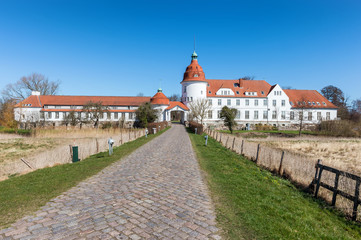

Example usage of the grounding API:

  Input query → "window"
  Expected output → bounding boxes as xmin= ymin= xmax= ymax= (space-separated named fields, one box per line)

xmin=208 ymin=110 xmax=213 ymax=119
xmin=261 ymin=91 xmax=264 ymax=95
xmin=129 ymin=113 xmax=134 ymax=120
xmin=236 ymin=99 xmax=240 ymax=106
xmin=281 ymin=111 xmax=285 ymax=119
xmin=201 ymin=90 xmax=203 ymax=95
xmin=290 ymin=111 xmax=294 ymax=120
xmin=209 ymin=91 xmax=211 ymax=94
xmin=107 ymin=112 xmax=111 ymax=119
xmin=190 ymin=97 xmax=193 ymax=101
xmin=208 ymin=99 xmax=212 ymax=105
xmin=282 ymin=100 xmax=285 ymax=106
xmin=40 ymin=112 xmax=45 ymax=119
xmin=290 ymin=101 xmax=293 ymax=106
xmin=218 ymin=99 xmax=222 ymax=106
xmin=114 ymin=113 xmax=118 ymax=119
xmin=254 ymin=99 xmax=258 ymax=106
xmin=308 ymin=112 xmax=312 ymax=121
xmin=245 ymin=111 xmax=250 ymax=119
xmin=246 ymin=99 xmax=249 ymax=106
xmin=187 ymin=97 xmax=189 ymax=101
xmin=121 ymin=113 xmax=125 ymax=119
xmin=236 ymin=91 xmax=239 ymax=94
xmin=227 ymin=99 xmax=231 ymax=106
xmin=217 ymin=110 xmax=221 ymax=118
xmin=312 ymin=102 xmax=316 ymax=105
xmin=55 ymin=112 xmax=59 ymax=119
xmin=184 ymin=87 xmax=186 ymax=93
xmin=254 ymin=111 xmax=258 ymax=119
xmin=299 ymin=112 xmax=303 ymax=120
xmin=194 ymin=74 xmax=198 ymax=77
xmin=263 ymin=111 xmax=268 ymax=119
xmin=323 ymin=102 xmax=326 ymax=106
xmin=236 ymin=110 xmax=241 ymax=119
xmin=273 ymin=100 xmax=276 ymax=106
xmin=317 ymin=112 xmax=321 ymax=120
xmin=263 ymin=99 xmax=268 ymax=106
xmin=48 ymin=112 xmax=52 ymax=119
xmin=272 ymin=111 xmax=276 ymax=119
xmin=326 ymin=112 xmax=330 ymax=120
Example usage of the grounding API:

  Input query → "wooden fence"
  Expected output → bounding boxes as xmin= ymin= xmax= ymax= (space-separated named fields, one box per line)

xmin=314 ymin=160 xmax=361 ymax=220
xmin=205 ymin=129 xmax=361 ymax=221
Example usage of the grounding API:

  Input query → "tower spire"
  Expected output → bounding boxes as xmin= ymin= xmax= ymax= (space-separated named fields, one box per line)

xmin=192 ymin=35 xmax=198 ymax=61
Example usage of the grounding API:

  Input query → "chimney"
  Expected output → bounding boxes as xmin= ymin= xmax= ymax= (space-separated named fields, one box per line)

xmin=32 ymin=91 xmax=40 ymax=96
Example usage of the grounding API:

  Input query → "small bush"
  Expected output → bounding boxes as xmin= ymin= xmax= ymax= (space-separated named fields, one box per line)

xmin=147 ymin=121 xmax=169 ymax=134
xmin=255 ymin=124 xmax=274 ymax=131
xmin=101 ymin=122 xmax=112 ymax=129
xmin=189 ymin=121 xmax=203 ymax=135
xmin=316 ymin=120 xmax=360 ymax=137
xmin=0 ymin=127 xmax=32 ymax=136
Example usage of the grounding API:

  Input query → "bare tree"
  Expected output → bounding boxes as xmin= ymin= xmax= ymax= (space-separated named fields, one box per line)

xmin=189 ymin=98 xmax=211 ymax=125
xmin=240 ymin=76 xmax=255 ymax=80
xmin=293 ymin=96 xmax=310 ymax=136
xmin=2 ymin=73 xmax=60 ymax=101
xmin=168 ymin=94 xmax=181 ymax=101
xmin=83 ymin=101 xmax=108 ymax=128
xmin=136 ymin=92 xmax=144 ymax=97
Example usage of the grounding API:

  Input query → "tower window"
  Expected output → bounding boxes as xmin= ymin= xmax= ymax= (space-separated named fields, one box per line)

xmin=194 ymin=74 xmax=198 ymax=77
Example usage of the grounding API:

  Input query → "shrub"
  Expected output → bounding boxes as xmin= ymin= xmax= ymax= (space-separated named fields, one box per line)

xmin=316 ymin=120 xmax=360 ymax=137
xmin=189 ymin=121 xmax=203 ymax=135
xmin=147 ymin=121 xmax=169 ymax=134
xmin=255 ymin=124 xmax=274 ymax=131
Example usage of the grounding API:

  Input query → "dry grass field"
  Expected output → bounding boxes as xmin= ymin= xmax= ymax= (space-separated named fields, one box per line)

xmin=0 ymin=127 xmax=126 ymax=165
xmin=248 ymin=136 xmax=361 ymax=176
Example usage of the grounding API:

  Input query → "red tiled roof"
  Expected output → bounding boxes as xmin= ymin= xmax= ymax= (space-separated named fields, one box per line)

xmin=40 ymin=109 xmax=136 ymax=113
xmin=182 ymin=59 xmax=207 ymax=83
xmin=206 ymin=79 xmax=272 ymax=98
xmin=284 ymin=90 xmax=338 ymax=109
xmin=166 ymin=101 xmax=189 ymax=111
xmin=150 ymin=92 xmax=170 ymax=105
xmin=15 ymin=95 xmax=42 ymax=108
xmin=16 ymin=95 xmax=151 ymax=108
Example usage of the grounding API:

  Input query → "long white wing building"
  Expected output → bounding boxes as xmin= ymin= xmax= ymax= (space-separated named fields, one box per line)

xmin=14 ymin=51 xmax=337 ymax=128
xmin=181 ymin=51 xmax=337 ymax=127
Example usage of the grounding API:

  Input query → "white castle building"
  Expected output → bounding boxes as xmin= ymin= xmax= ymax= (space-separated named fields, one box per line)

xmin=14 ymin=51 xmax=337 ymax=128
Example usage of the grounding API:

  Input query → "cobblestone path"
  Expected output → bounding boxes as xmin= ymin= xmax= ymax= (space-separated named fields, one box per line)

xmin=0 ymin=124 xmax=220 ymax=240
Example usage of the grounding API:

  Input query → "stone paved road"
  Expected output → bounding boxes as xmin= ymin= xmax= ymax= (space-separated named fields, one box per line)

xmin=0 ymin=124 xmax=221 ymax=240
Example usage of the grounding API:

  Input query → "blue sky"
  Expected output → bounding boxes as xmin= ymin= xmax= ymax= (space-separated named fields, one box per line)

xmin=0 ymin=0 xmax=360 ymax=101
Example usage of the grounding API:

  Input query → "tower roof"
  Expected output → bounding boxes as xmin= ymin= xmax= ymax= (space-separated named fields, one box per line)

xmin=150 ymin=89 xmax=170 ymax=105
xmin=181 ymin=51 xmax=206 ymax=83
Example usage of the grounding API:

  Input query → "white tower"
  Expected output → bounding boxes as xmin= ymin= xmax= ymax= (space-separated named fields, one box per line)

xmin=181 ymin=51 xmax=208 ymax=107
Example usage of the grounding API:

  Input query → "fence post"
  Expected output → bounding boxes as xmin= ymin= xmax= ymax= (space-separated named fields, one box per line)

xmin=241 ymin=140 xmax=244 ymax=155
xmin=315 ymin=164 xmax=324 ymax=198
xmin=216 ymin=132 xmax=218 ymax=141
xmin=219 ymin=134 xmax=222 ymax=143
xmin=225 ymin=137 xmax=229 ymax=148
xmin=331 ymin=172 xmax=340 ymax=206
xmin=232 ymin=137 xmax=236 ymax=151
xmin=255 ymin=144 xmax=260 ymax=163
xmin=352 ymin=180 xmax=360 ymax=221
xmin=278 ymin=151 xmax=285 ymax=175
xmin=96 ymin=138 xmax=99 ymax=153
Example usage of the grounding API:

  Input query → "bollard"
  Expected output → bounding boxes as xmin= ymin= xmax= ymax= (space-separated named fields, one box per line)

xmin=145 ymin=129 xmax=148 ymax=138
xmin=204 ymin=135 xmax=208 ymax=146
xmin=195 ymin=128 xmax=197 ymax=135
xmin=153 ymin=128 xmax=156 ymax=134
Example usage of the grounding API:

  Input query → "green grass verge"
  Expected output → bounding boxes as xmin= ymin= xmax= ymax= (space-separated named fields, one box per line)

xmin=219 ymin=129 xmax=316 ymax=135
xmin=0 ymin=126 xmax=32 ymax=136
xmin=189 ymin=132 xmax=361 ymax=239
xmin=0 ymin=127 xmax=169 ymax=228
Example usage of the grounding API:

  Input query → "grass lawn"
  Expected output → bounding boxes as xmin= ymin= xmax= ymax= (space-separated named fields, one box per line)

xmin=0 ymin=126 xmax=31 ymax=136
xmin=219 ymin=129 xmax=316 ymax=136
xmin=189 ymin=132 xmax=361 ymax=239
xmin=0 ymin=127 xmax=169 ymax=228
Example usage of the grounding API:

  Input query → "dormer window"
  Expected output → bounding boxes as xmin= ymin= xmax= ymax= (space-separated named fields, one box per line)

xmin=290 ymin=101 xmax=293 ymax=105
xmin=323 ymin=102 xmax=326 ymax=106
xmin=317 ymin=102 xmax=320 ymax=105
xmin=236 ymin=91 xmax=239 ymax=94
xmin=209 ymin=91 xmax=211 ymax=94
xmin=207 ymin=83 xmax=210 ymax=87
xmin=233 ymin=83 xmax=239 ymax=87
xmin=312 ymin=102 xmax=316 ymax=105
xmin=194 ymin=74 xmax=198 ymax=77
xmin=261 ymin=91 xmax=264 ymax=95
